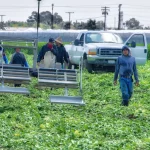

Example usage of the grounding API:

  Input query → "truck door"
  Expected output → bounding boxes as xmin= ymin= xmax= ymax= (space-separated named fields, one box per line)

xmin=67 ymin=43 xmax=77 ymax=64
xmin=73 ymin=33 xmax=85 ymax=64
xmin=124 ymin=33 xmax=147 ymax=65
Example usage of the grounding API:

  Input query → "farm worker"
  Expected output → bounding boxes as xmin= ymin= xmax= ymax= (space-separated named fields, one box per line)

xmin=54 ymin=37 xmax=69 ymax=69
xmin=37 ymin=38 xmax=57 ymax=68
xmin=10 ymin=47 xmax=29 ymax=67
xmin=0 ymin=45 xmax=9 ymax=64
xmin=113 ymin=45 xmax=139 ymax=106
xmin=10 ymin=47 xmax=29 ymax=87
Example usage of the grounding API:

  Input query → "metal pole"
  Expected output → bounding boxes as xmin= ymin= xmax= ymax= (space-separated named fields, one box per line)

xmin=118 ymin=4 xmax=122 ymax=30
xmin=101 ymin=7 xmax=109 ymax=31
xmin=51 ymin=3 xmax=54 ymax=29
xmin=65 ymin=12 xmax=74 ymax=29
xmin=104 ymin=7 xmax=106 ymax=30
xmin=35 ymin=0 xmax=41 ymax=69
xmin=37 ymin=0 xmax=41 ymax=39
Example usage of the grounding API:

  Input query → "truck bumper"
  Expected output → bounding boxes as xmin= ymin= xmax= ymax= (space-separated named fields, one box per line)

xmin=87 ymin=55 xmax=117 ymax=66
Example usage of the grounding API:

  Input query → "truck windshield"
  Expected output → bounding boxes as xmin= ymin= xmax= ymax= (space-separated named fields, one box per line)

xmin=85 ymin=33 xmax=123 ymax=44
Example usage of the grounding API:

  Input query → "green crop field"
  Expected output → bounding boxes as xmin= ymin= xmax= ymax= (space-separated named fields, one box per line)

xmin=0 ymin=43 xmax=150 ymax=149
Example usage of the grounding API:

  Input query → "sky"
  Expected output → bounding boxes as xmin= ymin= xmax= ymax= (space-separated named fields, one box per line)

xmin=0 ymin=0 xmax=150 ymax=28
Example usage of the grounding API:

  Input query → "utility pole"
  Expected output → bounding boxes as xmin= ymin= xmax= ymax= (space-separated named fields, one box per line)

xmin=37 ymin=0 xmax=41 ymax=39
xmin=51 ymin=3 xmax=54 ymax=29
xmin=101 ymin=7 xmax=109 ymax=30
xmin=0 ymin=15 xmax=5 ymax=30
xmin=65 ymin=12 xmax=74 ymax=29
xmin=118 ymin=4 xmax=122 ymax=30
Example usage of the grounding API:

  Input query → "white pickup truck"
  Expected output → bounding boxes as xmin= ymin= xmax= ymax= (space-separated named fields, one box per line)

xmin=65 ymin=31 xmax=147 ymax=73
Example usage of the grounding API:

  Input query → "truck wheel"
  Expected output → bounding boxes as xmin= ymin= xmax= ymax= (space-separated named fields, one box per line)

xmin=83 ymin=59 xmax=93 ymax=73
xmin=68 ymin=60 xmax=78 ymax=69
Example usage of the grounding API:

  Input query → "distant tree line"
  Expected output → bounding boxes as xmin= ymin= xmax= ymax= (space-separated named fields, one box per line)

xmin=3 ymin=11 xmax=150 ymax=30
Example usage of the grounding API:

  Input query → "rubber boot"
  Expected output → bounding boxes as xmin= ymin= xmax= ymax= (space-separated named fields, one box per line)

xmin=121 ymin=100 xmax=129 ymax=106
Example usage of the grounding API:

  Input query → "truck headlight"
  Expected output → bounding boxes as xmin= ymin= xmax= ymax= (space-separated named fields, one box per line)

xmin=88 ymin=49 xmax=96 ymax=55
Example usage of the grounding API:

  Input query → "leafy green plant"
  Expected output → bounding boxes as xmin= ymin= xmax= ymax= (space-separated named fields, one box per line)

xmin=0 ymin=44 xmax=150 ymax=150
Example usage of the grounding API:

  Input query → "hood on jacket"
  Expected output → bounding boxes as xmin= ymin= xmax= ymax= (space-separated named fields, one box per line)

xmin=122 ymin=45 xmax=131 ymax=56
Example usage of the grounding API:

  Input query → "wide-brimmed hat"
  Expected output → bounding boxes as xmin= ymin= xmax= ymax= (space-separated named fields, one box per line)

xmin=55 ymin=37 xmax=63 ymax=44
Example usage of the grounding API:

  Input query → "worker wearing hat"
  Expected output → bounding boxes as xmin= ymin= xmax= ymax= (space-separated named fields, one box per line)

xmin=54 ymin=37 xmax=69 ymax=68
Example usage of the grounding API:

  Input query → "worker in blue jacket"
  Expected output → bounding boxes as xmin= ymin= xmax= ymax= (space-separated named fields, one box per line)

xmin=114 ymin=45 xmax=139 ymax=106
xmin=10 ymin=47 xmax=29 ymax=67
xmin=9 ymin=47 xmax=29 ymax=87
xmin=0 ymin=45 xmax=8 ymax=64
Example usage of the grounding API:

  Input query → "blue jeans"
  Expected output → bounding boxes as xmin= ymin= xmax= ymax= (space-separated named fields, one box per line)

xmin=119 ymin=77 xmax=133 ymax=102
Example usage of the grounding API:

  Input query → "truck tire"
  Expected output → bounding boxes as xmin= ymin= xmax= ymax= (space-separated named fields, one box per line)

xmin=83 ymin=59 xmax=93 ymax=73
xmin=68 ymin=60 xmax=78 ymax=69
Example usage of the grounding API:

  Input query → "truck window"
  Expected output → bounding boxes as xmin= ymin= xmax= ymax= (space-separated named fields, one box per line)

xmin=85 ymin=33 xmax=103 ymax=43
xmin=77 ymin=33 xmax=82 ymax=39
xmin=80 ymin=34 xmax=84 ymax=46
xmin=114 ymin=34 xmax=123 ymax=43
xmin=85 ymin=33 xmax=123 ymax=44
xmin=102 ymin=33 xmax=119 ymax=43
xmin=127 ymin=34 xmax=145 ymax=46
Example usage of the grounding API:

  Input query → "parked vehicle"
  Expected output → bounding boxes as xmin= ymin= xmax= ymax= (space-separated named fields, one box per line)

xmin=65 ymin=31 xmax=147 ymax=73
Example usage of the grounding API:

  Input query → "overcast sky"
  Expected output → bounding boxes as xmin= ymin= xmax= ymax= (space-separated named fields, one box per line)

xmin=0 ymin=0 xmax=150 ymax=27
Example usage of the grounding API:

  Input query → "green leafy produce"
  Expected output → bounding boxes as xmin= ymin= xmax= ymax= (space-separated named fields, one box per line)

xmin=0 ymin=43 xmax=150 ymax=150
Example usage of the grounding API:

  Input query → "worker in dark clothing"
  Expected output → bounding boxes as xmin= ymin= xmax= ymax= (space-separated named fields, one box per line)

xmin=10 ymin=47 xmax=29 ymax=87
xmin=10 ymin=47 xmax=29 ymax=67
xmin=37 ymin=38 xmax=57 ymax=67
xmin=55 ymin=37 xmax=68 ymax=68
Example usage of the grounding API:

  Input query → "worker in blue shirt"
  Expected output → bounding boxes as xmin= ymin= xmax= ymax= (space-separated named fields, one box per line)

xmin=10 ymin=47 xmax=29 ymax=67
xmin=0 ymin=45 xmax=9 ymax=64
xmin=9 ymin=47 xmax=29 ymax=87
xmin=114 ymin=45 xmax=139 ymax=106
